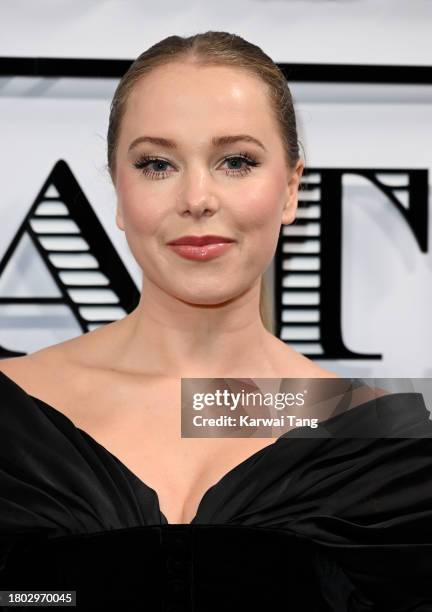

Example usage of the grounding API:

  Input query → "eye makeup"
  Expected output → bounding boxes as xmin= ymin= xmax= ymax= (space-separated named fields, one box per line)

xmin=132 ymin=151 xmax=261 ymax=180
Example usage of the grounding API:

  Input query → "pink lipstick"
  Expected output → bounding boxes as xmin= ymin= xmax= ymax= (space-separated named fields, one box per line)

xmin=167 ymin=235 xmax=236 ymax=261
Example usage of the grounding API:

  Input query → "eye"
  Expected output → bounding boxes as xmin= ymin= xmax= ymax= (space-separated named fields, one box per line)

xmin=133 ymin=156 xmax=174 ymax=180
xmin=133 ymin=151 xmax=260 ymax=180
xmin=222 ymin=153 xmax=260 ymax=177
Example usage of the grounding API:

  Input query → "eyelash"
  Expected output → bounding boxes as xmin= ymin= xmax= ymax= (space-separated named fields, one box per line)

xmin=133 ymin=151 xmax=260 ymax=180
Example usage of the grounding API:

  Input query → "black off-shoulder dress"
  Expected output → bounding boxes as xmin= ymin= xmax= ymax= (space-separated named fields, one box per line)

xmin=0 ymin=370 xmax=432 ymax=611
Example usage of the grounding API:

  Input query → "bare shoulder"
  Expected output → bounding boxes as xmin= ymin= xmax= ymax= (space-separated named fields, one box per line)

xmin=268 ymin=334 xmax=341 ymax=379
xmin=0 ymin=323 xmax=116 ymax=403
xmin=299 ymin=360 xmax=341 ymax=379
xmin=0 ymin=353 xmax=50 ymax=395
xmin=0 ymin=352 xmax=73 ymax=404
xmin=271 ymin=339 xmax=391 ymax=399
xmin=2 ymin=315 xmax=124 ymax=374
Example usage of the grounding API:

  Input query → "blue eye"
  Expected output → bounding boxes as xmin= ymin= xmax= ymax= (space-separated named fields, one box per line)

xmin=224 ymin=156 xmax=256 ymax=175
xmin=133 ymin=152 xmax=260 ymax=180
xmin=133 ymin=157 xmax=170 ymax=179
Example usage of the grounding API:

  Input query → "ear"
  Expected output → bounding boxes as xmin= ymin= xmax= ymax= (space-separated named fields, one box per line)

xmin=115 ymin=204 xmax=125 ymax=232
xmin=281 ymin=159 xmax=304 ymax=225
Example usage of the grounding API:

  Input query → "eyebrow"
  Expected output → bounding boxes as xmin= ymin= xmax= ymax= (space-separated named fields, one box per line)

xmin=128 ymin=134 xmax=267 ymax=152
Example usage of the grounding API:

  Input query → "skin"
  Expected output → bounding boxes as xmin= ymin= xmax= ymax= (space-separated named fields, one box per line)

xmin=0 ymin=60 xmax=340 ymax=524
xmin=0 ymin=52 xmax=396 ymax=525
xmin=107 ymin=60 xmax=315 ymax=378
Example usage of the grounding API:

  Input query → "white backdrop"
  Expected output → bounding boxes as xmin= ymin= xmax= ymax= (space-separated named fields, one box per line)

xmin=0 ymin=0 xmax=431 ymax=65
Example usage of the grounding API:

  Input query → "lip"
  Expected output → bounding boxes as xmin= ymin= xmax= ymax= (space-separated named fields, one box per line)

xmin=168 ymin=242 xmax=235 ymax=261
xmin=167 ymin=235 xmax=235 ymax=246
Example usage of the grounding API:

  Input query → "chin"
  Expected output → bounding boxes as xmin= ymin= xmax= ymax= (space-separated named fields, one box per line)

xmin=170 ymin=287 xmax=238 ymax=307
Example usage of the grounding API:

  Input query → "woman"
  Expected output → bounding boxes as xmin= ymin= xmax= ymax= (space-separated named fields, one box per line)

xmin=1 ymin=31 xmax=431 ymax=611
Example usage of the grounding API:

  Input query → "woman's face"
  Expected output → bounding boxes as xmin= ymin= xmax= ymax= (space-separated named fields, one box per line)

xmin=113 ymin=62 xmax=303 ymax=306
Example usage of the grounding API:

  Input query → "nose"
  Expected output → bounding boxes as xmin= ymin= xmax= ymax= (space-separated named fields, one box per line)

xmin=175 ymin=164 xmax=219 ymax=217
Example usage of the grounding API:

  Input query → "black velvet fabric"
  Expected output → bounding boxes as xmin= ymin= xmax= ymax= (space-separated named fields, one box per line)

xmin=1 ymin=370 xmax=432 ymax=611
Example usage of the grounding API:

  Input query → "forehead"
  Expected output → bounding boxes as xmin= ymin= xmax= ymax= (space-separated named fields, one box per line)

xmin=121 ymin=62 xmax=277 ymax=139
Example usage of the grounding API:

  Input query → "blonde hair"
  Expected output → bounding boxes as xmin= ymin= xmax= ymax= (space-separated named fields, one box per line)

xmin=107 ymin=31 xmax=301 ymax=335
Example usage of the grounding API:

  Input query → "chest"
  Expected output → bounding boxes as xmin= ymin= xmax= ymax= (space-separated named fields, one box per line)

xmin=50 ymin=377 xmax=278 ymax=524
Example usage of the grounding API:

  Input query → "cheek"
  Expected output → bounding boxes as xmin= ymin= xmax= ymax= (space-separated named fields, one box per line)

xmin=116 ymin=170 xmax=135 ymax=200
xmin=236 ymin=175 xmax=285 ymax=234
xmin=116 ymin=172 xmax=162 ymax=233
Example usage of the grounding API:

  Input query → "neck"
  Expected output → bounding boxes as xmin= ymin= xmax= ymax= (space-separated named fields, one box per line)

xmin=109 ymin=280 xmax=278 ymax=378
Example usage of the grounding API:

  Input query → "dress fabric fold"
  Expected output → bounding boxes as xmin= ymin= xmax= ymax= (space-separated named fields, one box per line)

xmin=1 ymin=370 xmax=432 ymax=611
